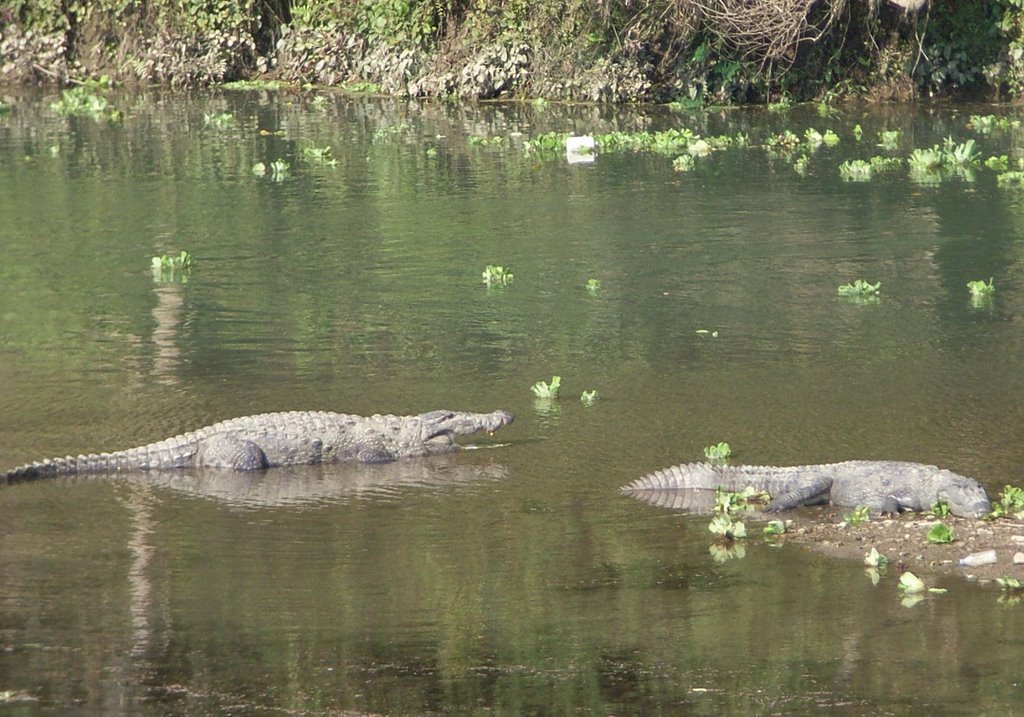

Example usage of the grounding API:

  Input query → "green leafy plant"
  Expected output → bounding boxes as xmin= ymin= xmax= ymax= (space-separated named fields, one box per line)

xmin=926 ymin=523 xmax=955 ymax=544
xmin=908 ymin=146 xmax=944 ymax=173
xmin=877 ymin=130 xmax=901 ymax=150
xmin=763 ymin=520 xmax=786 ymax=537
xmin=50 ymin=87 xmax=120 ymax=121
xmin=580 ymin=390 xmax=598 ymax=405
xmin=967 ymin=278 xmax=995 ymax=297
xmin=942 ymin=137 xmax=980 ymax=167
xmin=989 ymin=484 xmax=1024 ymax=519
xmin=864 ymin=547 xmax=889 ymax=568
xmin=985 ymin=155 xmax=1010 ymax=171
xmin=852 ymin=124 xmax=863 ymax=141
xmin=996 ymin=576 xmax=1024 ymax=590
xmin=344 ymin=81 xmax=382 ymax=93
xmin=709 ymin=513 xmax=747 ymax=539
xmin=672 ymin=154 xmax=695 ymax=172
xmin=804 ymin=128 xmax=823 ymax=146
xmin=822 ymin=130 xmax=840 ymax=146
xmin=525 ymin=131 xmax=570 ymax=154
xmin=704 ymin=442 xmax=732 ymax=461
xmin=793 ymin=154 xmax=810 ymax=175
xmin=482 ymin=265 xmax=514 ymax=287
xmin=586 ymin=279 xmax=601 ymax=292
xmin=837 ymin=279 xmax=881 ymax=297
xmin=930 ymin=500 xmax=951 ymax=518
xmin=898 ymin=571 xmax=926 ymax=594
xmin=844 ymin=505 xmax=870 ymax=525
xmin=838 ymin=159 xmax=872 ymax=181
xmin=869 ymin=156 xmax=903 ymax=172
xmin=997 ymin=171 xmax=1024 ymax=188
xmin=151 ymin=251 xmax=195 ymax=282
xmin=531 ymin=376 xmax=561 ymax=399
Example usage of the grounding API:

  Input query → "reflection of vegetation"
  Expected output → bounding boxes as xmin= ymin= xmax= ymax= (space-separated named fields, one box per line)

xmin=50 ymin=87 xmax=121 ymax=121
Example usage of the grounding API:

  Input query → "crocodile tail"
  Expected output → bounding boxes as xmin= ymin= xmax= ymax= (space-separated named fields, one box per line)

xmin=622 ymin=463 xmax=718 ymax=492
xmin=2 ymin=450 xmax=140 ymax=484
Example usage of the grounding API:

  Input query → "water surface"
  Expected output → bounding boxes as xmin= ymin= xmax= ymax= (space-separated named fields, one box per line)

xmin=2 ymin=91 xmax=1024 ymax=714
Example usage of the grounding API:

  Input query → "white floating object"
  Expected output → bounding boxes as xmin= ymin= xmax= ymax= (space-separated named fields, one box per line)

xmin=565 ymin=135 xmax=596 ymax=164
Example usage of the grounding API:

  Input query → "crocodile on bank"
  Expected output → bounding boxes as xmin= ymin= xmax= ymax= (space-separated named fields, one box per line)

xmin=622 ymin=460 xmax=992 ymax=518
xmin=2 ymin=409 xmax=514 ymax=483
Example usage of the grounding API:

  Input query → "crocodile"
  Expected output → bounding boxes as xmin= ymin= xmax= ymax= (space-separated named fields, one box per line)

xmin=2 ymin=409 xmax=514 ymax=483
xmin=622 ymin=460 xmax=992 ymax=518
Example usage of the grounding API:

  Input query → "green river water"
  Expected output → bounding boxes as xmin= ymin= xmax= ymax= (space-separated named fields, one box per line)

xmin=2 ymin=90 xmax=1024 ymax=715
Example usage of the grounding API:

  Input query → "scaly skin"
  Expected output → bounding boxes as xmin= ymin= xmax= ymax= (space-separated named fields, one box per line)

xmin=623 ymin=460 xmax=992 ymax=518
xmin=2 ymin=409 xmax=514 ymax=483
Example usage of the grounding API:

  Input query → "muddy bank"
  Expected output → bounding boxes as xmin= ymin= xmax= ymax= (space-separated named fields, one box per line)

xmin=774 ymin=508 xmax=1024 ymax=585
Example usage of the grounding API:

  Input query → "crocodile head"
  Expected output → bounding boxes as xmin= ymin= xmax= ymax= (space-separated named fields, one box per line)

xmin=413 ymin=409 xmax=514 ymax=455
xmin=937 ymin=476 xmax=992 ymax=518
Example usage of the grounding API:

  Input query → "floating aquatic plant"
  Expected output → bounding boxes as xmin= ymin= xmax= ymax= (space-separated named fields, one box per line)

xmin=151 ymin=251 xmax=195 ymax=283
xmin=838 ymin=159 xmax=872 ymax=181
xmin=531 ymin=375 xmax=561 ymax=399
xmin=926 ymin=523 xmax=955 ymax=544
xmin=837 ymin=279 xmax=880 ymax=297
xmin=580 ymin=390 xmax=598 ymax=405
xmin=967 ymin=278 xmax=995 ymax=297
xmin=482 ymin=265 xmax=514 ymax=287
xmin=703 ymin=442 xmax=732 ymax=462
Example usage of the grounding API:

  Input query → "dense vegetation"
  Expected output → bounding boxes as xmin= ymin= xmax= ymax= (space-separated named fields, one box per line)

xmin=1 ymin=1 xmax=1023 ymax=103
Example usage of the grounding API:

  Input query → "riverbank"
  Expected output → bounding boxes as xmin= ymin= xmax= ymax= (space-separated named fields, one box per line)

xmin=1 ymin=1 xmax=1022 ymax=104
xmin=776 ymin=508 xmax=1024 ymax=585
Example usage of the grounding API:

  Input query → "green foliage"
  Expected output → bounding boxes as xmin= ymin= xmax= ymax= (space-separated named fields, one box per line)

xmin=997 ymin=170 xmax=1024 ymax=188
xmin=926 ymin=523 xmax=955 ymax=544
xmin=580 ymin=390 xmax=598 ymax=405
xmin=838 ymin=159 xmax=872 ymax=182
xmin=837 ymin=279 xmax=880 ymax=297
xmin=525 ymin=131 xmax=570 ymax=154
xmin=996 ymin=576 xmax=1024 ymax=590
xmin=482 ymin=264 xmax=513 ymax=287
xmin=986 ymin=155 xmax=1010 ymax=170
xmin=151 ymin=251 xmax=195 ymax=282
xmin=531 ymin=375 xmax=560 ymax=399
xmin=908 ymin=146 xmax=944 ymax=173
xmin=844 ymin=505 xmax=870 ymax=526
xmin=763 ymin=520 xmax=786 ymax=537
xmin=345 ymin=81 xmax=382 ymax=93
xmin=930 ymin=500 xmax=951 ymax=518
xmin=864 ymin=547 xmax=888 ymax=569
xmin=703 ymin=442 xmax=732 ymax=462
xmin=877 ymin=130 xmax=901 ymax=150
xmin=898 ymin=571 xmax=926 ymax=594
xmin=967 ymin=278 xmax=995 ymax=297
xmin=990 ymin=484 xmax=1024 ymax=519
xmin=585 ymin=279 xmax=601 ymax=292
xmin=50 ymin=87 xmax=121 ymax=121
xmin=672 ymin=154 xmax=695 ymax=172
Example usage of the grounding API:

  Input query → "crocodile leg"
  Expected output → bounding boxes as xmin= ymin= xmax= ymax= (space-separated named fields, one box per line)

xmin=195 ymin=437 xmax=270 ymax=470
xmin=763 ymin=478 xmax=833 ymax=512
